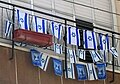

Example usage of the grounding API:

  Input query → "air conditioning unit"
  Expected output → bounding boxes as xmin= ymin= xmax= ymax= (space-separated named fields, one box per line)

xmin=13 ymin=29 xmax=53 ymax=47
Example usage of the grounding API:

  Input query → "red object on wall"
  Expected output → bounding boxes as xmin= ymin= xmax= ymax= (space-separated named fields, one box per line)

xmin=13 ymin=29 xmax=53 ymax=47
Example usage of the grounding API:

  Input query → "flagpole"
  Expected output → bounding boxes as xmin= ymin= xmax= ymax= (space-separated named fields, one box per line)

xmin=60 ymin=76 xmax=64 ymax=84
xmin=103 ymin=79 xmax=106 ymax=84
xmin=38 ymin=68 xmax=42 ymax=84
xmin=58 ymin=48 xmax=63 ymax=84
xmin=14 ymin=52 xmax=18 ymax=84
xmin=84 ymin=80 xmax=86 ymax=84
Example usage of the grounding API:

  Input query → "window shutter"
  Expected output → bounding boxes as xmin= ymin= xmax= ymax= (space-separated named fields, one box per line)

xmin=93 ymin=0 xmax=113 ymax=28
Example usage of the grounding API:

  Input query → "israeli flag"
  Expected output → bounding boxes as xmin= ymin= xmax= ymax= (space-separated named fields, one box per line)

xmin=38 ymin=53 xmax=50 ymax=71
xmin=100 ymin=50 xmax=107 ymax=63
xmin=90 ymin=51 xmax=102 ymax=63
xmin=96 ymin=63 xmax=106 ymax=80
xmin=99 ymin=34 xmax=109 ymax=51
xmin=76 ymin=64 xmax=87 ymax=80
xmin=54 ymin=43 xmax=62 ymax=54
xmin=65 ymin=62 xmax=75 ymax=79
xmin=5 ymin=20 xmax=12 ymax=37
xmin=67 ymin=49 xmax=77 ymax=63
xmin=30 ymin=49 xmax=41 ymax=67
xmin=51 ymin=21 xmax=62 ymax=40
xmin=33 ymin=16 xmax=47 ymax=34
xmin=17 ymin=9 xmax=29 ymax=30
xmin=86 ymin=63 xmax=98 ymax=80
xmin=77 ymin=49 xmax=86 ymax=60
xmin=53 ymin=58 xmax=63 ymax=76
xmin=109 ymin=47 xmax=118 ymax=58
xmin=83 ymin=30 xmax=97 ymax=49
xmin=67 ymin=26 xmax=80 ymax=46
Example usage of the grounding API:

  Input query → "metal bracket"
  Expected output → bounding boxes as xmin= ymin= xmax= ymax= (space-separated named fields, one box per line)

xmin=110 ymin=34 xmax=115 ymax=83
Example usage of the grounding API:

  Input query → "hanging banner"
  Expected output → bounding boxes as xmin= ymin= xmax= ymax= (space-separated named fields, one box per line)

xmin=54 ymin=43 xmax=63 ymax=54
xmin=38 ymin=53 xmax=50 ymax=71
xmin=67 ymin=26 xmax=80 ymax=46
xmin=53 ymin=58 xmax=63 ymax=76
xmin=83 ymin=30 xmax=97 ymax=49
xmin=33 ymin=16 xmax=47 ymax=34
xmin=90 ymin=51 xmax=102 ymax=63
xmin=5 ymin=20 xmax=12 ymax=37
xmin=51 ymin=21 xmax=63 ymax=40
xmin=109 ymin=47 xmax=118 ymax=58
xmin=76 ymin=64 xmax=87 ymax=80
xmin=99 ymin=33 xmax=109 ymax=51
xmin=67 ymin=49 xmax=77 ymax=63
xmin=77 ymin=49 xmax=86 ymax=60
xmin=30 ymin=49 xmax=42 ymax=67
xmin=86 ymin=63 xmax=98 ymax=80
xmin=65 ymin=62 xmax=75 ymax=79
xmin=17 ymin=9 xmax=29 ymax=30
xmin=96 ymin=63 xmax=106 ymax=80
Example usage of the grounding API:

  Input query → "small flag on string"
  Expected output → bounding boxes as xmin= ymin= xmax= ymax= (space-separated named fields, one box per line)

xmin=5 ymin=20 xmax=12 ymax=37
xmin=54 ymin=43 xmax=62 ymax=54
xmin=99 ymin=33 xmax=109 ymax=51
xmin=90 ymin=51 xmax=102 ymax=63
xmin=67 ymin=26 xmax=80 ymax=46
xmin=17 ymin=9 xmax=29 ymax=30
xmin=76 ymin=64 xmax=87 ymax=80
xmin=109 ymin=47 xmax=118 ymax=58
xmin=30 ymin=49 xmax=42 ymax=67
xmin=67 ymin=49 xmax=77 ymax=63
xmin=96 ymin=63 xmax=106 ymax=80
xmin=33 ymin=16 xmax=47 ymax=34
xmin=83 ymin=30 xmax=97 ymax=49
xmin=86 ymin=63 xmax=98 ymax=80
xmin=65 ymin=62 xmax=75 ymax=79
xmin=100 ymin=50 xmax=107 ymax=63
xmin=51 ymin=21 xmax=63 ymax=40
xmin=38 ymin=53 xmax=50 ymax=71
xmin=53 ymin=58 xmax=63 ymax=76
xmin=77 ymin=49 xmax=86 ymax=60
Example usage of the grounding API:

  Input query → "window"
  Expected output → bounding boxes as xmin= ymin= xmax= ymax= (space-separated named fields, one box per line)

xmin=76 ymin=19 xmax=93 ymax=63
xmin=74 ymin=0 xmax=113 ymax=28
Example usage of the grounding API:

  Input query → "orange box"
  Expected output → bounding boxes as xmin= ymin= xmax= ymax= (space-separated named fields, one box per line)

xmin=13 ymin=29 xmax=53 ymax=47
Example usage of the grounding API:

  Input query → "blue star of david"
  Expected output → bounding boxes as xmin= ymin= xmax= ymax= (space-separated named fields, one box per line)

xmin=98 ymin=68 xmax=104 ymax=75
xmin=79 ymin=70 xmax=84 ymax=76
xmin=89 ymin=70 xmax=92 ymax=74
xmin=34 ymin=55 xmax=39 ymax=61
xmin=113 ymin=48 xmax=117 ymax=52
xmin=20 ymin=18 xmax=24 ymax=23
xmin=55 ymin=64 xmax=60 ymax=71
xmin=88 ymin=36 xmax=92 ymax=41
xmin=56 ymin=45 xmax=59 ymax=49
xmin=72 ymin=32 xmax=76 ymax=37
xmin=55 ymin=25 xmax=58 ymax=30
xmin=41 ymin=59 xmax=45 ymax=63
xmin=70 ymin=54 xmax=73 ymax=58
xmin=103 ymin=40 xmax=106 ymax=44
xmin=68 ymin=68 xmax=71 ymax=71
xmin=93 ymin=54 xmax=96 ymax=58
xmin=38 ymin=25 xmax=42 ymax=30
xmin=80 ymin=51 xmax=83 ymax=54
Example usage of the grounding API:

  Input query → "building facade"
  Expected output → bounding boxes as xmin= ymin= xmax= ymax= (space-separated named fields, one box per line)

xmin=0 ymin=0 xmax=120 ymax=84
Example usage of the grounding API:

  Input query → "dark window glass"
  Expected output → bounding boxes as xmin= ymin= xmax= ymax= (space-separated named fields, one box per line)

xmin=76 ymin=19 xmax=93 ymax=63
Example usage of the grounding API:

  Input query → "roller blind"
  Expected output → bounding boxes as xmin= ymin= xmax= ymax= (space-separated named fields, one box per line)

xmin=74 ymin=0 xmax=93 ymax=22
xmin=54 ymin=0 xmax=73 ymax=15
xmin=34 ymin=0 xmax=52 ymax=10
xmin=93 ymin=0 xmax=113 ymax=28
xmin=74 ymin=0 xmax=113 ymax=28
